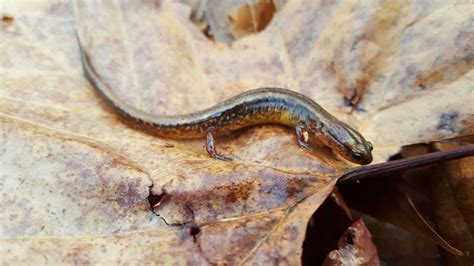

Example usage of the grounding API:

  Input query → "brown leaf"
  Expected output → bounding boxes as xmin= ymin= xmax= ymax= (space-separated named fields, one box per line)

xmin=430 ymin=140 xmax=474 ymax=265
xmin=228 ymin=1 xmax=276 ymax=39
xmin=1 ymin=0 xmax=473 ymax=264
xmin=303 ymin=189 xmax=355 ymax=265
xmin=361 ymin=216 xmax=440 ymax=265
xmin=339 ymin=163 xmax=467 ymax=256
xmin=323 ymin=219 xmax=380 ymax=266
xmin=339 ymin=142 xmax=474 ymax=263
xmin=303 ymin=189 xmax=380 ymax=265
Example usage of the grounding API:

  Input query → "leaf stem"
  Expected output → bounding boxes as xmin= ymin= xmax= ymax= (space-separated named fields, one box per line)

xmin=338 ymin=144 xmax=474 ymax=184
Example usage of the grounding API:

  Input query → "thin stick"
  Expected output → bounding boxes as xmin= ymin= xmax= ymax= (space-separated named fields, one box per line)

xmin=338 ymin=145 xmax=474 ymax=185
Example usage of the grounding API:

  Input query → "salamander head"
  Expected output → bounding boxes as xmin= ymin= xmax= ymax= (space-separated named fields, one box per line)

xmin=306 ymin=120 xmax=373 ymax=165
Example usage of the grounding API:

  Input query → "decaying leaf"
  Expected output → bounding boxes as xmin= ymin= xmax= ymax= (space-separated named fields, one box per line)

xmin=323 ymin=219 xmax=379 ymax=266
xmin=339 ymin=174 xmax=466 ymax=256
xmin=340 ymin=141 xmax=474 ymax=264
xmin=1 ymin=0 xmax=472 ymax=264
xmin=360 ymin=216 xmax=440 ymax=265
xmin=302 ymin=189 xmax=355 ymax=264
xmin=430 ymin=140 xmax=474 ymax=265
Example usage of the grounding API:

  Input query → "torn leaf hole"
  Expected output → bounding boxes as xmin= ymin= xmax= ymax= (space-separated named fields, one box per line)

xmin=147 ymin=185 xmax=167 ymax=210
xmin=189 ymin=225 xmax=201 ymax=237
xmin=344 ymin=229 xmax=355 ymax=245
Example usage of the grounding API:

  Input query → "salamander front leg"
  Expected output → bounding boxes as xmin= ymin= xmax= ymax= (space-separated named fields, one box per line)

xmin=206 ymin=128 xmax=232 ymax=161
xmin=295 ymin=125 xmax=311 ymax=150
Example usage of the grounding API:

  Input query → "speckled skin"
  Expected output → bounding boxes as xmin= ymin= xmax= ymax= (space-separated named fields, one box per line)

xmin=79 ymin=40 xmax=373 ymax=164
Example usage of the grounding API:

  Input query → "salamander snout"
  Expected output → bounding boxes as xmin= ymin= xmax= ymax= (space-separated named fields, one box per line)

xmin=349 ymin=142 xmax=373 ymax=165
xmin=318 ymin=122 xmax=374 ymax=165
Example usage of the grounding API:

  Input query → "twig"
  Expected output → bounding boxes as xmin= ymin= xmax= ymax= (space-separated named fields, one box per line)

xmin=338 ymin=145 xmax=474 ymax=184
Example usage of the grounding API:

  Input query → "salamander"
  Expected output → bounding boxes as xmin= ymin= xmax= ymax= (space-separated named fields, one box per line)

xmin=78 ymin=39 xmax=373 ymax=164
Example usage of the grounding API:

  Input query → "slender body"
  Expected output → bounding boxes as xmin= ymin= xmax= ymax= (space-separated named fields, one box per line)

xmin=79 ymin=40 xmax=373 ymax=164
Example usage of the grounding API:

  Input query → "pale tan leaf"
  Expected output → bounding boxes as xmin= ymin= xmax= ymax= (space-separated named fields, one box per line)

xmin=1 ymin=0 xmax=472 ymax=264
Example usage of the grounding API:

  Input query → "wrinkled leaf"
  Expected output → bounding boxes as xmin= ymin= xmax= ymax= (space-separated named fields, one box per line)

xmin=430 ymin=140 xmax=474 ymax=265
xmin=1 ymin=0 xmax=473 ymax=264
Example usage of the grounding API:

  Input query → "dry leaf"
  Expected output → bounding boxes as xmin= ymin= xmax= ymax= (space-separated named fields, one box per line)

xmin=302 ymin=189 xmax=355 ymax=264
xmin=361 ymin=216 xmax=440 ymax=265
xmin=339 ymin=174 xmax=466 ymax=256
xmin=1 ymin=0 xmax=473 ymax=264
xmin=430 ymin=140 xmax=474 ymax=265
xmin=340 ymin=141 xmax=473 ymax=264
xmin=323 ymin=219 xmax=379 ymax=266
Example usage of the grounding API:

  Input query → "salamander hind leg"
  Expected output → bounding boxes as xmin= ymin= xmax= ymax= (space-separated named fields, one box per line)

xmin=295 ymin=125 xmax=311 ymax=150
xmin=206 ymin=127 xmax=232 ymax=161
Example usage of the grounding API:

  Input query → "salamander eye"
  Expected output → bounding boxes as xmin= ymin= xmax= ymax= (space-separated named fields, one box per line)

xmin=367 ymin=142 xmax=373 ymax=151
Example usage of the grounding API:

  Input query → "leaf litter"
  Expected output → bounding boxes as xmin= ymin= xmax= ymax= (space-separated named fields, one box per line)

xmin=1 ymin=0 xmax=473 ymax=264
